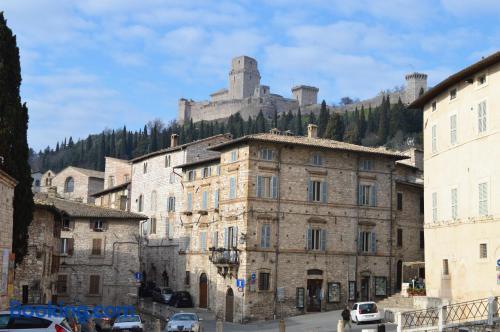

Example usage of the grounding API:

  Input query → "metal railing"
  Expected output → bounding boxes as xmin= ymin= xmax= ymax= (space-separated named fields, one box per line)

xmin=402 ymin=307 xmax=439 ymax=329
xmin=209 ymin=247 xmax=239 ymax=265
xmin=444 ymin=298 xmax=489 ymax=326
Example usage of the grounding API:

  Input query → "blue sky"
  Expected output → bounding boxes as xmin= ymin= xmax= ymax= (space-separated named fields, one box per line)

xmin=3 ymin=0 xmax=499 ymax=151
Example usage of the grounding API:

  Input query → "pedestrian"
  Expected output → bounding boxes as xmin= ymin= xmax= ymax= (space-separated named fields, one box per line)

xmin=342 ymin=305 xmax=352 ymax=329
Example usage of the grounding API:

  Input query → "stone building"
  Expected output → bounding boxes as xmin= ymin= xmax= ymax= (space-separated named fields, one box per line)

xmin=14 ymin=195 xmax=61 ymax=304
xmin=50 ymin=166 xmax=104 ymax=204
xmin=129 ymin=134 xmax=232 ymax=292
xmin=32 ymin=170 xmax=42 ymax=193
xmin=32 ymin=193 xmax=146 ymax=306
xmin=178 ymin=55 xmax=427 ymax=124
xmin=0 ymin=169 xmax=17 ymax=310
xmin=409 ymin=51 xmax=500 ymax=303
xmin=93 ymin=157 xmax=132 ymax=210
xmin=178 ymin=127 xmax=424 ymax=321
xmin=40 ymin=170 xmax=56 ymax=192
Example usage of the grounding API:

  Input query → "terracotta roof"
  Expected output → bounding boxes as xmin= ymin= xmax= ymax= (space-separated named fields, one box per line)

xmin=34 ymin=193 xmax=146 ymax=220
xmin=91 ymin=181 xmax=130 ymax=197
xmin=68 ymin=166 xmax=105 ymax=179
xmin=209 ymin=133 xmax=408 ymax=160
xmin=130 ymin=134 xmax=232 ymax=163
xmin=408 ymin=51 xmax=500 ymax=109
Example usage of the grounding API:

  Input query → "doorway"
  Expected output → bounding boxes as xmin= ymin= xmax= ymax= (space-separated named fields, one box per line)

xmin=396 ymin=260 xmax=403 ymax=291
xmin=22 ymin=285 xmax=29 ymax=304
xmin=225 ymin=288 xmax=234 ymax=322
xmin=361 ymin=277 xmax=370 ymax=301
xmin=307 ymin=279 xmax=322 ymax=312
xmin=199 ymin=273 xmax=208 ymax=308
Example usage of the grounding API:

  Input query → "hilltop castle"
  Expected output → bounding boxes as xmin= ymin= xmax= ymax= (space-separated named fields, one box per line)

xmin=177 ymin=55 xmax=428 ymax=124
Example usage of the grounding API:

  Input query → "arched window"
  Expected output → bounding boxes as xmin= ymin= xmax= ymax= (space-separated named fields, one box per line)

xmin=35 ymin=180 xmax=40 ymax=187
xmin=64 ymin=177 xmax=74 ymax=193
xmin=138 ymin=194 xmax=144 ymax=212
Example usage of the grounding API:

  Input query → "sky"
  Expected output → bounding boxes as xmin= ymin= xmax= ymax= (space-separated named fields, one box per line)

xmin=2 ymin=0 xmax=499 ymax=151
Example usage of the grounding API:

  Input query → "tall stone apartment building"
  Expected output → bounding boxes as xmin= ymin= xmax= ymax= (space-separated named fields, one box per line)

xmin=50 ymin=166 xmax=104 ymax=204
xmin=0 ymin=169 xmax=17 ymax=310
xmin=93 ymin=157 xmax=132 ymax=210
xmin=409 ymin=51 xmax=500 ymax=303
xmin=177 ymin=127 xmax=424 ymax=321
xmin=129 ymin=134 xmax=232 ymax=291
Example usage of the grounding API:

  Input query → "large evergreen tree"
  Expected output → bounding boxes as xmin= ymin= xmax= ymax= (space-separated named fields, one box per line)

xmin=0 ymin=13 xmax=34 ymax=263
xmin=318 ymin=100 xmax=329 ymax=137
xmin=324 ymin=112 xmax=345 ymax=141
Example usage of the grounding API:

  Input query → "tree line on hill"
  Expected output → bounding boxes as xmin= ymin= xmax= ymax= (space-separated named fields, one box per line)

xmin=31 ymin=97 xmax=422 ymax=174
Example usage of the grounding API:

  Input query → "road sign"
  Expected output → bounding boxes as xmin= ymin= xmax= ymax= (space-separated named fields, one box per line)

xmin=251 ymin=272 xmax=256 ymax=280
xmin=134 ymin=272 xmax=143 ymax=281
xmin=236 ymin=279 xmax=245 ymax=288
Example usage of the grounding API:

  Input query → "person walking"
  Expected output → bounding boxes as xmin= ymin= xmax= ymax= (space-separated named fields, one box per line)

xmin=342 ymin=305 xmax=352 ymax=330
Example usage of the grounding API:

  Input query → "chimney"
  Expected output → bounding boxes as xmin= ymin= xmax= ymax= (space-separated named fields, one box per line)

xmin=171 ymin=134 xmax=179 ymax=148
xmin=307 ymin=124 xmax=318 ymax=138
xmin=48 ymin=186 xmax=57 ymax=198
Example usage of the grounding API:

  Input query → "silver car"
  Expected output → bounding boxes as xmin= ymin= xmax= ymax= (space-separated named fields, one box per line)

xmin=165 ymin=313 xmax=202 ymax=332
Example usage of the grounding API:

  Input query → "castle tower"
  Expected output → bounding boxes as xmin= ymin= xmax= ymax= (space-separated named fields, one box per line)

xmin=405 ymin=72 xmax=428 ymax=104
xmin=291 ymin=85 xmax=319 ymax=107
xmin=228 ymin=56 xmax=261 ymax=100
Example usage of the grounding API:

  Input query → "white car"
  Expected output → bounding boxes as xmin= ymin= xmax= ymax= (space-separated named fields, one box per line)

xmin=111 ymin=314 xmax=143 ymax=331
xmin=0 ymin=311 xmax=73 ymax=331
xmin=350 ymin=302 xmax=383 ymax=324
xmin=165 ymin=313 xmax=202 ymax=332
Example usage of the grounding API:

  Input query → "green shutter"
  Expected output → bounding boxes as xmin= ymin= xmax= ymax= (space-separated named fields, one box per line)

xmin=308 ymin=180 xmax=313 ymax=202
xmin=271 ymin=176 xmax=278 ymax=199
xmin=321 ymin=181 xmax=328 ymax=203
xmin=320 ymin=229 xmax=326 ymax=251
xmin=256 ymin=175 xmax=263 ymax=197
xmin=307 ymin=226 xmax=312 ymax=250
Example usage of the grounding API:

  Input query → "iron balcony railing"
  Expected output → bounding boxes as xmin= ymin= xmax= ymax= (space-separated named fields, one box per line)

xmin=402 ymin=307 xmax=440 ymax=329
xmin=209 ymin=247 xmax=239 ymax=266
xmin=444 ymin=298 xmax=490 ymax=325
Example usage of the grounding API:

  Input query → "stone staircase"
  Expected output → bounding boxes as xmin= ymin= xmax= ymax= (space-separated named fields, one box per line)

xmin=377 ymin=293 xmax=415 ymax=310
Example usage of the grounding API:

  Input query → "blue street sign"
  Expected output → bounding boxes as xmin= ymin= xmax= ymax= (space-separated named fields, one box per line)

xmin=251 ymin=273 xmax=256 ymax=280
xmin=497 ymin=259 xmax=500 ymax=267
xmin=236 ymin=279 xmax=245 ymax=288
xmin=134 ymin=272 xmax=143 ymax=281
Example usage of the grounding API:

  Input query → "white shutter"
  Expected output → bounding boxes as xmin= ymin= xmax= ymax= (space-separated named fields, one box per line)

xmin=256 ymin=176 xmax=263 ymax=197
xmin=306 ymin=226 xmax=312 ymax=250
xmin=320 ymin=229 xmax=326 ymax=251
xmin=271 ymin=176 xmax=278 ymax=199
xmin=224 ymin=228 xmax=229 ymax=248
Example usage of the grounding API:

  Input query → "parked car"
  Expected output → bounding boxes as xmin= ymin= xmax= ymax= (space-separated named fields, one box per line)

xmin=8 ymin=304 xmax=79 ymax=332
xmin=350 ymin=302 xmax=383 ymax=324
xmin=111 ymin=315 xmax=143 ymax=332
xmin=92 ymin=307 xmax=113 ymax=332
xmin=167 ymin=291 xmax=193 ymax=308
xmin=152 ymin=287 xmax=174 ymax=304
xmin=138 ymin=281 xmax=156 ymax=298
xmin=0 ymin=310 xmax=73 ymax=331
xmin=165 ymin=313 xmax=202 ymax=332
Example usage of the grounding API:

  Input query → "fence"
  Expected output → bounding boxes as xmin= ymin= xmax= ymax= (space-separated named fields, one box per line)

xmin=397 ymin=297 xmax=499 ymax=332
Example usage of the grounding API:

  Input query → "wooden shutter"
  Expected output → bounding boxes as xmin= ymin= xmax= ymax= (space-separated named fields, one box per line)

xmin=92 ymin=239 xmax=102 ymax=256
xmin=89 ymin=275 xmax=100 ymax=294
xmin=202 ymin=191 xmax=208 ymax=209
xmin=358 ymin=185 xmax=363 ymax=205
xmin=232 ymin=226 xmax=238 ymax=248
xmin=308 ymin=180 xmax=313 ymax=202
xmin=371 ymin=232 xmax=377 ymax=253
xmin=256 ymin=175 xmax=263 ymax=197
xmin=320 ymin=229 xmax=326 ymax=251
xmin=306 ymin=226 xmax=312 ymax=250
xmin=271 ymin=176 xmax=278 ymax=199
xmin=357 ymin=231 xmax=363 ymax=252
xmin=68 ymin=238 xmax=74 ymax=256
xmin=321 ymin=181 xmax=328 ymax=203
xmin=371 ymin=184 xmax=377 ymax=207
xmin=224 ymin=228 xmax=229 ymax=248
xmin=230 ymin=177 xmax=235 ymax=198
xmin=212 ymin=231 xmax=218 ymax=248
xmin=214 ymin=190 xmax=219 ymax=208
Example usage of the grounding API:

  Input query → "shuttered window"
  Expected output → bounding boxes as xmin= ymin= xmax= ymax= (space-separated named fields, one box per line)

xmin=478 ymin=101 xmax=487 ymax=133
xmin=256 ymin=175 xmax=278 ymax=199
xmin=214 ymin=190 xmax=219 ymax=209
xmin=260 ymin=224 xmax=271 ymax=249
xmin=260 ymin=148 xmax=274 ymax=161
xmin=212 ymin=231 xmax=218 ymax=248
xmin=306 ymin=227 xmax=326 ymax=251
xmin=358 ymin=231 xmax=376 ymax=253
xmin=200 ymin=232 xmax=207 ymax=253
xmin=259 ymin=272 xmax=270 ymax=291
xmin=450 ymin=114 xmax=457 ymax=145
xmin=202 ymin=191 xmax=208 ymax=210
xmin=224 ymin=226 xmax=238 ymax=248
xmin=358 ymin=184 xmax=377 ymax=206
xmin=91 ymin=239 xmax=102 ymax=256
xmin=150 ymin=218 xmax=156 ymax=235
xmin=308 ymin=180 xmax=328 ymax=203
xmin=187 ymin=193 xmax=193 ymax=211
xmin=167 ymin=196 xmax=176 ymax=212
xmin=229 ymin=177 xmax=236 ymax=199
xmin=89 ymin=275 xmax=100 ymax=295
xmin=57 ymin=275 xmax=68 ymax=294
xmin=451 ymin=188 xmax=458 ymax=219
xmin=478 ymin=182 xmax=488 ymax=216
xmin=432 ymin=192 xmax=438 ymax=222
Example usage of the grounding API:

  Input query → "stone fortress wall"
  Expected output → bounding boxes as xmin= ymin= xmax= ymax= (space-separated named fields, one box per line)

xmin=178 ymin=55 xmax=428 ymax=124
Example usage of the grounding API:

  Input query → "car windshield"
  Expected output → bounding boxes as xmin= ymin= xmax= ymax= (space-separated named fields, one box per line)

xmin=359 ymin=303 xmax=378 ymax=314
xmin=172 ymin=314 xmax=197 ymax=321
xmin=115 ymin=315 xmax=140 ymax=323
xmin=162 ymin=289 xmax=172 ymax=294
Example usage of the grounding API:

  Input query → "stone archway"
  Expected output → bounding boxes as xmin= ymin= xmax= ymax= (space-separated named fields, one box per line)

xmin=199 ymin=273 xmax=208 ymax=308
xmin=225 ymin=288 xmax=234 ymax=322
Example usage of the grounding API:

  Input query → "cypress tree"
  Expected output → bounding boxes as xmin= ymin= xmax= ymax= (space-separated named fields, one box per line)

xmin=255 ymin=110 xmax=266 ymax=133
xmin=272 ymin=109 xmax=278 ymax=128
xmin=308 ymin=111 xmax=316 ymax=125
xmin=295 ymin=108 xmax=304 ymax=135
xmin=324 ymin=112 xmax=345 ymax=141
xmin=318 ymin=100 xmax=329 ymax=137
xmin=377 ymin=95 xmax=389 ymax=143
xmin=0 ymin=12 xmax=34 ymax=263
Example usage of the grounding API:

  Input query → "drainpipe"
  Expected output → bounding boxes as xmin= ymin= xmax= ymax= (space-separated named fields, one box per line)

xmin=354 ymin=155 xmax=360 ymax=301
xmin=389 ymin=165 xmax=395 ymax=295
xmin=273 ymin=146 xmax=283 ymax=319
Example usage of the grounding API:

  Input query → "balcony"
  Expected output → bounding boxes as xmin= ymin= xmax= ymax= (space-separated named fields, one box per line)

xmin=209 ymin=247 xmax=239 ymax=278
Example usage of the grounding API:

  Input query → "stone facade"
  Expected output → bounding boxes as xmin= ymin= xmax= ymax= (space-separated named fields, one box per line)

xmin=32 ymin=171 xmax=42 ymax=193
xmin=179 ymin=129 xmax=424 ymax=322
xmin=40 ymin=170 xmax=56 ymax=193
xmin=93 ymin=157 xmax=131 ymax=210
xmin=50 ymin=166 xmax=104 ymax=204
xmin=14 ymin=205 xmax=60 ymax=304
xmin=0 ymin=169 xmax=17 ymax=310
xmin=178 ymin=55 xmax=427 ymax=125
xmin=129 ymin=134 xmax=232 ymax=292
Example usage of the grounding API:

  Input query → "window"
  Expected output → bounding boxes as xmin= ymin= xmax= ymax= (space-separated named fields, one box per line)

xmin=477 ymin=74 xmax=486 ymax=86
xmin=185 ymin=271 xmax=190 ymax=285
xmin=479 ymin=243 xmax=487 ymax=259
xmin=149 ymin=218 xmax=157 ymax=235
xmin=360 ymin=159 xmax=373 ymax=171
xmin=165 ymin=155 xmax=171 ymax=167
xmin=420 ymin=231 xmax=425 ymax=249
xmin=169 ymin=172 xmax=176 ymax=184
xmin=397 ymin=229 xmax=403 ymax=247
xmin=187 ymin=193 xmax=193 ymax=212
xmin=108 ymin=176 xmax=115 ymax=188
xmin=200 ymin=232 xmax=207 ymax=253
xmin=306 ymin=227 xmax=326 ymax=251
xmin=64 ymin=177 xmax=74 ymax=193
xmin=202 ymin=167 xmax=211 ymax=178
xmin=327 ymin=282 xmax=341 ymax=303
xmin=62 ymin=217 xmax=71 ymax=230
xmin=212 ymin=231 xmax=218 ymax=248
xmin=256 ymin=175 xmax=278 ymax=199
xmin=91 ymin=239 xmax=102 ymax=256
xmin=60 ymin=238 xmax=73 ymax=255
xmin=151 ymin=191 xmax=157 ymax=211
xmin=348 ymin=281 xmax=356 ymax=301
xmin=89 ymin=275 xmax=100 ymax=295
xmin=230 ymin=150 xmax=238 ymax=162
xmin=138 ymin=194 xmax=143 ymax=212
xmin=308 ymin=180 xmax=328 ymax=203
xmin=478 ymin=101 xmax=487 ymax=133
xmin=259 ymin=272 xmax=270 ymax=291
xmin=260 ymin=148 xmax=274 ymax=161
xmin=201 ymin=191 xmax=208 ymax=210
xmin=260 ymin=224 xmax=271 ymax=249
xmin=358 ymin=231 xmax=376 ymax=253
xmin=216 ymin=165 xmax=221 ymax=175
xmin=312 ymin=153 xmax=323 ymax=166
xmin=478 ymin=182 xmax=488 ymax=216
xmin=167 ymin=196 xmax=176 ymax=212
xmin=187 ymin=170 xmax=196 ymax=182
xmin=358 ymin=184 xmax=376 ymax=206
xmin=397 ymin=193 xmax=403 ymax=211
xmin=451 ymin=188 xmax=458 ymax=219
xmin=93 ymin=219 xmax=104 ymax=231
xmin=432 ymin=192 xmax=438 ymax=222
xmin=449 ymin=88 xmax=456 ymax=100
xmin=296 ymin=287 xmax=305 ymax=308
xmin=229 ymin=177 xmax=236 ymax=199
xmin=450 ymin=114 xmax=457 ymax=145
xmin=224 ymin=226 xmax=238 ymax=248
xmin=431 ymin=125 xmax=437 ymax=153
xmin=374 ymin=277 xmax=387 ymax=296
xmin=442 ymin=259 xmax=449 ymax=276
xmin=124 ymin=174 xmax=130 ymax=182
xmin=431 ymin=101 xmax=436 ymax=112
xmin=214 ymin=190 xmax=219 ymax=209
xmin=57 ymin=274 xmax=68 ymax=294
xmin=143 ymin=162 xmax=148 ymax=174
xmin=167 ymin=219 xmax=173 ymax=240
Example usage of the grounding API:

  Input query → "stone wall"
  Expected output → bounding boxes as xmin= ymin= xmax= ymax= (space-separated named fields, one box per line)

xmin=104 ymin=157 xmax=131 ymax=188
xmin=51 ymin=167 xmax=104 ymax=204
xmin=0 ymin=171 xmax=16 ymax=310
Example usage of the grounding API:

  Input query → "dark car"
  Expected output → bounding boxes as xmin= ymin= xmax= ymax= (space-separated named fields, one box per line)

xmin=152 ymin=287 xmax=173 ymax=304
xmin=167 ymin=291 xmax=193 ymax=308
xmin=138 ymin=281 xmax=156 ymax=298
